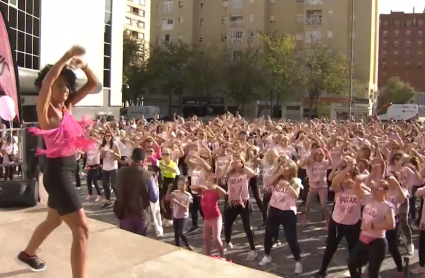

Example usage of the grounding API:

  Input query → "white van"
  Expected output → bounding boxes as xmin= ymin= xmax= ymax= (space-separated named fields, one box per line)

xmin=377 ymin=103 xmax=419 ymax=121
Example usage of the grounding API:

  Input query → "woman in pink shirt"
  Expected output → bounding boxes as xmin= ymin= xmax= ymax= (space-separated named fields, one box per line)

xmin=165 ymin=176 xmax=193 ymax=251
xmin=191 ymin=174 xmax=227 ymax=257
xmin=316 ymin=160 xmax=368 ymax=278
xmin=412 ymin=186 xmax=425 ymax=275
xmin=224 ymin=154 xmax=258 ymax=261
xmin=299 ymin=148 xmax=332 ymax=227
xmin=258 ymin=159 xmax=303 ymax=274
xmin=347 ymin=179 xmax=396 ymax=278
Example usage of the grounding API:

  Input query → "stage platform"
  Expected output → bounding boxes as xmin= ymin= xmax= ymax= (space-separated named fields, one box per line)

xmin=0 ymin=205 xmax=278 ymax=278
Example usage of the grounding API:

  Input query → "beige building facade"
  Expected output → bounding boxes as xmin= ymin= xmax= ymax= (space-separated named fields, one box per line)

xmin=126 ymin=0 xmax=151 ymax=43
xmin=149 ymin=0 xmax=379 ymax=118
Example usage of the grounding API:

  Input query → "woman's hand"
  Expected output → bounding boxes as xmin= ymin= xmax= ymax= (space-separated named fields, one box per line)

xmin=67 ymin=45 xmax=86 ymax=58
xmin=69 ymin=58 xmax=87 ymax=70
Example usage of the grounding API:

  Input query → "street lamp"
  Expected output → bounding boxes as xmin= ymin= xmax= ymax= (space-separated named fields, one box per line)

xmin=348 ymin=0 xmax=355 ymax=118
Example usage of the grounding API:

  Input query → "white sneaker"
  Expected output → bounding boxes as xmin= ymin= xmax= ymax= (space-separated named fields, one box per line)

xmin=295 ymin=261 xmax=302 ymax=274
xmin=157 ymin=233 xmax=164 ymax=238
xmin=85 ymin=195 xmax=91 ymax=201
xmin=408 ymin=243 xmax=415 ymax=255
xmin=95 ymin=196 xmax=102 ymax=202
xmin=246 ymin=250 xmax=257 ymax=261
xmin=362 ymin=265 xmax=369 ymax=275
xmin=259 ymin=255 xmax=272 ymax=266
xmin=412 ymin=266 xmax=425 ymax=275
xmin=224 ymin=242 xmax=233 ymax=252
xmin=164 ymin=220 xmax=173 ymax=228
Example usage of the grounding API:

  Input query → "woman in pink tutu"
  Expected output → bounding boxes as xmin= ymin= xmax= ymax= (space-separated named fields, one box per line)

xmin=16 ymin=45 xmax=99 ymax=278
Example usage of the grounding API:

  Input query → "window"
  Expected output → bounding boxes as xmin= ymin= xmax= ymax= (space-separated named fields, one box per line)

xmin=104 ymin=0 xmax=113 ymax=88
xmin=420 ymin=31 xmax=423 ymax=37
xmin=394 ymin=41 xmax=399 ymax=47
xmin=406 ymin=20 xmax=412 ymax=27
xmin=230 ymin=0 xmax=243 ymax=9
xmin=394 ymin=20 xmax=400 ymax=27
xmin=383 ymin=30 xmax=388 ymax=36
xmin=394 ymin=30 xmax=399 ymax=37
xmin=382 ymin=51 xmax=387 ymax=57
xmin=162 ymin=1 xmax=174 ymax=13
xmin=126 ymin=5 xmax=131 ymax=12
xmin=419 ymin=50 xmax=423 ymax=55
xmin=165 ymin=34 xmax=171 ymax=42
xmin=163 ymin=18 xmax=173 ymax=25
xmin=406 ymin=30 xmax=411 ymax=37
xmin=223 ymin=0 xmax=228 ymax=6
xmin=139 ymin=33 xmax=144 ymax=40
xmin=296 ymin=32 xmax=304 ymax=40
xmin=270 ymin=0 xmax=276 ymax=3
xmin=394 ymin=51 xmax=399 ymax=57
xmin=418 ymin=62 xmax=423 ymax=69
xmin=3 ymin=0 xmax=41 ymax=70
xmin=419 ymin=20 xmax=424 ymax=27
xmin=221 ymin=34 xmax=227 ymax=41
xmin=296 ymin=14 xmax=304 ymax=22
xmin=406 ymin=51 xmax=411 ymax=58
xmin=327 ymin=29 xmax=333 ymax=38
xmin=249 ymin=13 xmax=254 ymax=22
xmin=222 ymin=16 xmax=228 ymax=24
xmin=306 ymin=29 xmax=321 ymax=43
xmin=177 ymin=33 xmax=183 ymax=40
xmin=126 ymin=17 xmax=131 ymax=25
xmin=250 ymin=0 xmax=255 ymax=3
xmin=270 ymin=15 xmax=275 ymax=23
xmin=199 ymin=36 xmax=204 ymax=43
xmin=419 ymin=41 xmax=423 ymax=47
xmin=179 ymin=1 xmax=183 ymax=7
xmin=406 ymin=62 xmax=410 ymax=69
xmin=382 ymin=21 xmax=389 ymax=27
xmin=328 ymin=10 xmax=333 ymax=17
xmin=199 ymin=18 xmax=204 ymax=25
xmin=407 ymin=41 xmax=411 ymax=48
xmin=139 ymin=9 xmax=145 ymax=17
xmin=200 ymin=1 xmax=204 ymax=8
xmin=139 ymin=0 xmax=145 ymax=5
xmin=179 ymin=16 xmax=184 ymax=23
xmin=383 ymin=40 xmax=387 ymax=46
xmin=138 ymin=21 xmax=145 ymax=29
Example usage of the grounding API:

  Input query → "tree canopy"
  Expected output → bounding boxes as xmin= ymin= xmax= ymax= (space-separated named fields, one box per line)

xmin=377 ymin=76 xmax=417 ymax=108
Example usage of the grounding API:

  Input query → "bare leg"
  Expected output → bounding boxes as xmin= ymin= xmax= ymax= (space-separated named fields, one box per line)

xmin=24 ymin=208 xmax=63 ymax=256
xmin=61 ymin=208 xmax=89 ymax=278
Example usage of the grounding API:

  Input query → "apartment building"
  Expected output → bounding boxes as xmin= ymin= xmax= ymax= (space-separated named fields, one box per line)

xmin=378 ymin=11 xmax=425 ymax=94
xmin=0 ymin=0 xmax=125 ymax=121
xmin=126 ymin=0 xmax=151 ymax=43
xmin=149 ymin=0 xmax=379 ymax=119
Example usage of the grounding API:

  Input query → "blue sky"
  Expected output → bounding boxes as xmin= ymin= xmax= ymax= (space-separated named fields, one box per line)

xmin=380 ymin=0 xmax=425 ymax=14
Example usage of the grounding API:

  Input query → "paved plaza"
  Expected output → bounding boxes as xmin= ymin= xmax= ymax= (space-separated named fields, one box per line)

xmin=77 ymin=185 xmax=425 ymax=278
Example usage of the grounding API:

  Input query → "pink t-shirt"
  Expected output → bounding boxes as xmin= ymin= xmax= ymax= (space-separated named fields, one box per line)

xmin=399 ymin=167 xmax=415 ymax=194
xmin=201 ymin=189 xmax=221 ymax=220
xmin=170 ymin=190 xmax=193 ymax=219
xmin=269 ymin=178 xmax=301 ymax=214
xmin=190 ymin=168 xmax=205 ymax=195
xmin=261 ymin=163 xmax=275 ymax=192
xmin=330 ymin=146 xmax=342 ymax=168
xmin=215 ymin=156 xmax=230 ymax=178
xmin=227 ymin=173 xmax=249 ymax=207
xmin=308 ymin=160 xmax=330 ymax=188
xmin=360 ymin=196 xmax=394 ymax=239
xmin=332 ymin=187 xmax=362 ymax=225
xmin=387 ymin=187 xmax=408 ymax=218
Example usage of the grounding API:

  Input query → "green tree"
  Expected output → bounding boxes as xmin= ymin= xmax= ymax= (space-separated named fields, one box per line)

xmin=222 ymin=47 xmax=264 ymax=112
xmin=302 ymin=43 xmax=351 ymax=117
xmin=147 ymin=41 xmax=195 ymax=114
xmin=184 ymin=45 xmax=224 ymax=96
xmin=260 ymin=33 xmax=301 ymax=109
xmin=377 ymin=76 xmax=417 ymax=108
xmin=122 ymin=30 xmax=149 ymax=106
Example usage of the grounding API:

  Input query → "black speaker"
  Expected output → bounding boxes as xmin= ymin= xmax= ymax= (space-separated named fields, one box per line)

xmin=0 ymin=179 xmax=39 ymax=208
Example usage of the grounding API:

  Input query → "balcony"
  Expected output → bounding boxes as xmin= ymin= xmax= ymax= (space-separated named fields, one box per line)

xmin=306 ymin=0 xmax=322 ymax=5
xmin=229 ymin=0 xmax=243 ymax=9
xmin=230 ymin=38 xmax=243 ymax=44
xmin=306 ymin=15 xmax=322 ymax=25
xmin=229 ymin=17 xmax=243 ymax=27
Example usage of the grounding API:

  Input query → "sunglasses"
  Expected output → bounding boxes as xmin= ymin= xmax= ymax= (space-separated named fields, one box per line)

xmin=146 ymin=150 xmax=154 ymax=153
xmin=163 ymin=153 xmax=170 ymax=156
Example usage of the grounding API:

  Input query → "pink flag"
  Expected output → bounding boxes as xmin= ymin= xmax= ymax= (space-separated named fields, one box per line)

xmin=0 ymin=10 xmax=19 ymax=121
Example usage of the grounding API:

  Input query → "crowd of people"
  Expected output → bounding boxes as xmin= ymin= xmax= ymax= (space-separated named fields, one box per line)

xmin=75 ymin=111 xmax=425 ymax=278
xmin=12 ymin=45 xmax=425 ymax=278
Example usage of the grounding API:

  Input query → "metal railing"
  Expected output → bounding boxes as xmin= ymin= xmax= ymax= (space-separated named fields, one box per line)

xmin=229 ymin=20 xmax=243 ymax=27
xmin=306 ymin=16 xmax=322 ymax=25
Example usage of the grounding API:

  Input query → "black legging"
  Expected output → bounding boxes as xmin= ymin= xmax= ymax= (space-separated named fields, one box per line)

xmin=173 ymin=218 xmax=190 ymax=247
xmin=75 ymin=159 xmax=81 ymax=188
xmin=249 ymin=176 xmax=264 ymax=216
xmin=264 ymin=207 xmax=301 ymax=260
xmin=419 ymin=230 xmax=425 ymax=267
xmin=102 ymin=169 xmax=117 ymax=201
xmin=348 ymin=238 xmax=387 ymax=278
xmin=386 ymin=225 xmax=403 ymax=272
xmin=160 ymin=177 xmax=175 ymax=220
xmin=224 ymin=201 xmax=256 ymax=250
xmin=87 ymin=166 xmax=102 ymax=196
xmin=191 ymin=194 xmax=204 ymax=227
xmin=318 ymin=219 xmax=361 ymax=274
xmin=262 ymin=192 xmax=272 ymax=224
